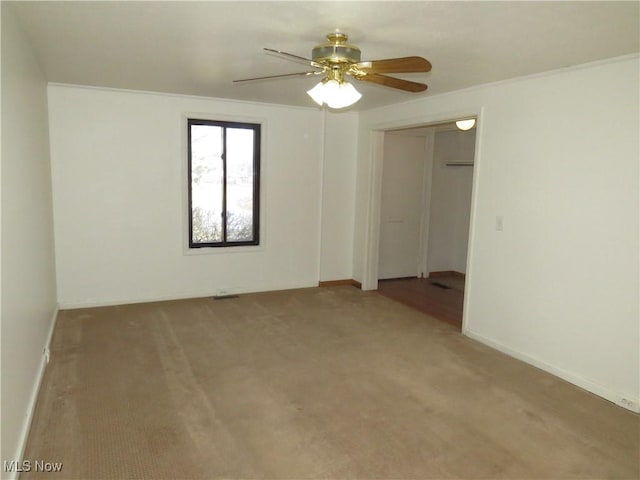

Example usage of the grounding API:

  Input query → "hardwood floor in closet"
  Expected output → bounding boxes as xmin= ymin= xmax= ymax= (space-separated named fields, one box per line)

xmin=377 ymin=274 xmax=464 ymax=329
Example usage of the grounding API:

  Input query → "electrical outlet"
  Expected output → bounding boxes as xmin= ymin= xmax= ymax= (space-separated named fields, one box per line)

xmin=44 ymin=347 xmax=50 ymax=364
xmin=617 ymin=396 xmax=637 ymax=412
xmin=495 ymin=215 xmax=504 ymax=231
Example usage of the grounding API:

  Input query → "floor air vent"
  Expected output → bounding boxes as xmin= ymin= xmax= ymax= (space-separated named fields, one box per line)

xmin=430 ymin=282 xmax=452 ymax=290
xmin=213 ymin=294 xmax=239 ymax=300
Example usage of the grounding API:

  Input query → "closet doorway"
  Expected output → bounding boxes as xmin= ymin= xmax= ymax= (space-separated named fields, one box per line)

xmin=376 ymin=120 xmax=476 ymax=329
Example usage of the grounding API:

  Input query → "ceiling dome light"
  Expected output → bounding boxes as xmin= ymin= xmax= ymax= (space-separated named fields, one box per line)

xmin=456 ymin=119 xmax=476 ymax=131
xmin=306 ymin=79 xmax=361 ymax=109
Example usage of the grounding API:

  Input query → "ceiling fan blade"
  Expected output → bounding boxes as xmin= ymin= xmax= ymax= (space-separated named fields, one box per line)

xmin=356 ymin=56 xmax=432 ymax=74
xmin=233 ymin=71 xmax=324 ymax=83
xmin=356 ymin=73 xmax=428 ymax=92
xmin=263 ymin=48 xmax=325 ymax=69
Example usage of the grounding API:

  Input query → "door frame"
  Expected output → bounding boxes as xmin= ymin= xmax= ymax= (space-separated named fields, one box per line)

xmin=361 ymin=109 xmax=484 ymax=332
xmin=417 ymin=129 xmax=435 ymax=278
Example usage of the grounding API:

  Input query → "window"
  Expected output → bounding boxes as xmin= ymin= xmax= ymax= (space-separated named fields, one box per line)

xmin=188 ymin=119 xmax=260 ymax=248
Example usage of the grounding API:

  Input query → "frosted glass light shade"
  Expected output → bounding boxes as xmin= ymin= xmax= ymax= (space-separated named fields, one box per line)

xmin=306 ymin=79 xmax=362 ymax=109
xmin=327 ymin=81 xmax=362 ymax=109
xmin=307 ymin=82 xmax=326 ymax=106
xmin=456 ymin=119 xmax=476 ymax=131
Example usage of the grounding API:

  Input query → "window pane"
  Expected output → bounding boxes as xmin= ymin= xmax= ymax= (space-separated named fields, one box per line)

xmin=191 ymin=125 xmax=223 ymax=243
xmin=226 ymin=128 xmax=255 ymax=242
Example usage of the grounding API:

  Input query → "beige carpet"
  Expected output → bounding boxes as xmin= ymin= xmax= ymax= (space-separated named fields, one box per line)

xmin=23 ymin=286 xmax=638 ymax=479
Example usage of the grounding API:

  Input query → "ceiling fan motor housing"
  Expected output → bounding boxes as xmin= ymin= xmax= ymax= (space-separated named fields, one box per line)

xmin=312 ymin=32 xmax=361 ymax=64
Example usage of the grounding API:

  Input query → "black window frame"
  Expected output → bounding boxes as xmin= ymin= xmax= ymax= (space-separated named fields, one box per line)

xmin=187 ymin=118 xmax=261 ymax=248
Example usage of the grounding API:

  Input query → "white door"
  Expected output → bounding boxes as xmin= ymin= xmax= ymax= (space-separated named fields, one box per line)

xmin=378 ymin=133 xmax=426 ymax=279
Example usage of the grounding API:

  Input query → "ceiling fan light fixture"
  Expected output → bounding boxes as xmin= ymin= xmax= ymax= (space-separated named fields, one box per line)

xmin=456 ymin=118 xmax=476 ymax=131
xmin=235 ymin=32 xmax=431 ymax=107
xmin=306 ymin=78 xmax=361 ymax=109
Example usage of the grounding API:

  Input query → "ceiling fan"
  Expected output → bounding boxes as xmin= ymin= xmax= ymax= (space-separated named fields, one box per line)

xmin=233 ymin=32 xmax=432 ymax=109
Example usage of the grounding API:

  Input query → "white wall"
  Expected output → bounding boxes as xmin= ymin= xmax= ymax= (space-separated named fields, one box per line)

xmin=319 ymin=111 xmax=358 ymax=281
xmin=378 ymin=133 xmax=425 ymax=279
xmin=427 ymin=129 xmax=475 ymax=274
xmin=354 ymin=56 xmax=639 ymax=410
xmin=48 ymin=85 xmax=326 ymax=307
xmin=1 ymin=5 xmax=58 ymax=475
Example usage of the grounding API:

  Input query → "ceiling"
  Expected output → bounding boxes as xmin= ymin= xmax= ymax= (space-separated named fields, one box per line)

xmin=9 ymin=1 xmax=639 ymax=112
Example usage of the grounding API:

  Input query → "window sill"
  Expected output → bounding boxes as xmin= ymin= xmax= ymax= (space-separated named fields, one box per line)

xmin=182 ymin=244 xmax=265 ymax=256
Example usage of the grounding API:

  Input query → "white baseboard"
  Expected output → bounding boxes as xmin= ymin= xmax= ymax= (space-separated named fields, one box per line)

xmin=57 ymin=281 xmax=320 ymax=310
xmin=463 ymin=327 xmax=639 ymax=413
xmin=6 ymin=305 xmax=60 ymax=480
